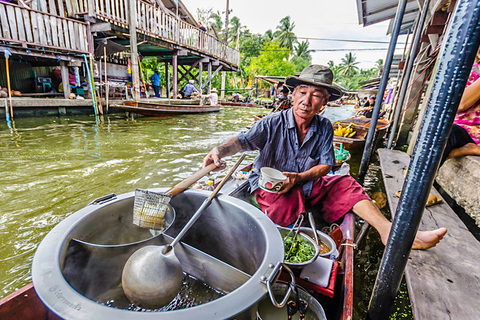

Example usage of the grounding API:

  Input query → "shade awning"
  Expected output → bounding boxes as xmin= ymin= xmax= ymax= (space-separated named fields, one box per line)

xmin=356 ymin=0 xmax=420 ymax=35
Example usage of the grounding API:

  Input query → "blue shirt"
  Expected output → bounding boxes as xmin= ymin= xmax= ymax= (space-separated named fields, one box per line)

xmin=237 ymin=108 xmax=335 ymax=196
xmin=151 ymin=73 xmax=161 ymax=86
xmin=183 ymin=83 xmax=198 ymax=97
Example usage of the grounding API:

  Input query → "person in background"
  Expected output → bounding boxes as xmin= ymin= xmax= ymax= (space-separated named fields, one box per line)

xmin=232 ymin=92 xmax=240 ymax=102
xmin=203 ymin=64 xmax=447 ymax=250
xmin=182 ymin=79 xmax=199 ymax=99
xmin=202 ymin=88 xmax=219 ymax=106
xmin=199 ymin=23 xmax=207 ymax=32
xmin=150 ymin=68 xmax=161 ymax=98
xmin=441 ymin=52 xmax=480 ymax=165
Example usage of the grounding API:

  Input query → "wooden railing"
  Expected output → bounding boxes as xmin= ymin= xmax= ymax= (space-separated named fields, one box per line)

xmin=93 ymin=0 xmax=240 ymax=66
xmin=0 ymin=1 xmax=90 ymax=54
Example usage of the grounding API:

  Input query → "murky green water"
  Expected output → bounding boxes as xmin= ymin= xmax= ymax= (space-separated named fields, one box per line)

xmin=0 ymin=104 xmax=411 ymax=319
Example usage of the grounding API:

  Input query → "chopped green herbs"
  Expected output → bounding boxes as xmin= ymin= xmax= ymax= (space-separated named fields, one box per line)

xmin=283 ymin=236 xmax=316 ymax=263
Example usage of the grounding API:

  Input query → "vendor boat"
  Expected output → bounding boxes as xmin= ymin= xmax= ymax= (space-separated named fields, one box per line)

xmin=333 ymin=118 xmax=390 ymax=150
xmin=0 ymin=165 xmax=355 ymax=320
xmin=111 ymin=100 xmax=220 ymax=116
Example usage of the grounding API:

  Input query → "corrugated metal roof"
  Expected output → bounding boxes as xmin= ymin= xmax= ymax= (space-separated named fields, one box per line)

xmin=356 ymin=0 xmax=420 ymax=34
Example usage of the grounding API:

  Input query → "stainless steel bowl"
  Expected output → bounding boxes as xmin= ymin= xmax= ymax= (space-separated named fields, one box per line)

xmin=298 ymin=227 xmax=336 ymax=258
xmin=278 ymin=226 xmax=319 ymax=269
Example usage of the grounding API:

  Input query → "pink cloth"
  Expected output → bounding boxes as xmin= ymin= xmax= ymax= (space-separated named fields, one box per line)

xmin=254 ymin=175 xmax=371 ymax=227
xmin=454 ymin=63 xmax=480 ymax=144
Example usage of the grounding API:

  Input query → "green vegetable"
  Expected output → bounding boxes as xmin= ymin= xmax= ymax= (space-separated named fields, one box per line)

xmin=283 ymin=236 xmax=316 ymax=263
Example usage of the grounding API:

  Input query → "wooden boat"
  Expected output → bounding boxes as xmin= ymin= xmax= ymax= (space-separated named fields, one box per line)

xmin=220 ymin=101 xmax=263 ymax=108
xmin=333 ymin=118 xmax=390 ymax=150
xmin=224 ymin=164 xmax=355 ymax=320
xmin=110 ymin=101 xmax=220 ymax=116
xmin=0 ymin=167 xmax=355 ymax=320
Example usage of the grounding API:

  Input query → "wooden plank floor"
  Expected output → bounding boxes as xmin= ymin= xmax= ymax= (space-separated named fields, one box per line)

xmin=378 ymin=149 xmax=480 ymax=320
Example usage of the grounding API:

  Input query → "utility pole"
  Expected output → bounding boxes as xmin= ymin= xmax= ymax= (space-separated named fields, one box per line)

xmin=221 ymin=0 xmax=230 ymax=100
xmin=128 ymin=0 xmax=140 ymax=101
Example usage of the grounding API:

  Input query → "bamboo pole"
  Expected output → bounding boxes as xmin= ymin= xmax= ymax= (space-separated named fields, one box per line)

xmin=104 ymin=46 xmax=109 ymax=112
xmin=5 ymin=56 xmax=13 ymax=120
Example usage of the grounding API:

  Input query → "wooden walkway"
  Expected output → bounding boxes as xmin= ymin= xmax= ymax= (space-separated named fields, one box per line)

xmin=378 ymin=149 xmax=480 ymax=319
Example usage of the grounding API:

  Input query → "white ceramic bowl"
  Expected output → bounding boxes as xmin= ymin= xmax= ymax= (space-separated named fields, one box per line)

xmin=259 ymin=167 xmax=287 ymax=193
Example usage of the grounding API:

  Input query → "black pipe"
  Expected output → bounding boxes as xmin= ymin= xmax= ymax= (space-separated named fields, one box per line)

xmin=358 ymin=0 xmax=408 ymax=183
xmin=387 ymin=0 xmax=430 ymax=149
xmin=367 ymin=1 xmax=480 ymax=318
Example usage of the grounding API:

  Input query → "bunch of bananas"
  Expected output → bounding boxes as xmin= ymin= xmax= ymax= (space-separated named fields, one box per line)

xmin=334 ymin=123 xmax=356 ymax=138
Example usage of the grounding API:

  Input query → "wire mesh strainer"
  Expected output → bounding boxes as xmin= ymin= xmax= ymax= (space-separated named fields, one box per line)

xmin=133 ymin=189 xmax=172 ymax=230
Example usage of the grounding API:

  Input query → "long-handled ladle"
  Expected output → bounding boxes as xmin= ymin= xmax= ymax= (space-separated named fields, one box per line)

xmin=122 ymin=154 xmax=246 ymax=309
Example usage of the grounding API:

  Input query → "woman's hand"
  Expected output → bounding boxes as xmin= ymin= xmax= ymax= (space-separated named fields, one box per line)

xmin=278 ymin=172 xmax=300 ymax=194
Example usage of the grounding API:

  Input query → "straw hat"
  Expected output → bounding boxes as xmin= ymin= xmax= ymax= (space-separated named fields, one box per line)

xmin=211 ymin=88 xmax=218 ymax=93
xmin=285 ymin=65 xmax=343 ymax=101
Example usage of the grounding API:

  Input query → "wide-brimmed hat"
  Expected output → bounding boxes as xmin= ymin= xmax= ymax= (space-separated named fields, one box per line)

xmin=285 ymin=65 xmax=343 ymax=101
xmin=211 ymin=88 xmax=218 ymax=92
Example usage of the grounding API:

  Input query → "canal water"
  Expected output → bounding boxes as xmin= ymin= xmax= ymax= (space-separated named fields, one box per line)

xmin=0 ymin=105 xmax=410 ymax=319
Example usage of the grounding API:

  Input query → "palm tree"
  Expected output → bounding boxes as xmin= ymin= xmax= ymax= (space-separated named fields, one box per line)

xmin=275 ymin=16 xmax=297 ymax=52
xmin=295 ymin=40 xmax=312 ymax=62
xmin=338 ymin=52 xmax=360 ymax=77
xmin=228 ymin=16 xmax=246 ymax=47
xmin=264 ymin=29 xmax=274 ymax=40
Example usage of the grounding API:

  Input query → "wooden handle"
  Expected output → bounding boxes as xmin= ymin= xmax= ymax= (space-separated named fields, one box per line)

xmin=165 ymin=162 xmax=218 ymax=197
xmin=209 ymin=154 xmax=246 ymax=200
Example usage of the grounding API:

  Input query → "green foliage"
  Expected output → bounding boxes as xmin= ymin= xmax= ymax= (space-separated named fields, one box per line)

xmin=274 ymin=16 xmax=297 ymax=53
xmin=338 ymin=52 xmax=360 ymax=77
xmin=247 ymin=41 xmax=296 ymax=76
xmin=295 ymin=40 xmax=312 ymax=62
xmin=291 ymin=56 xmax=311 ymax=73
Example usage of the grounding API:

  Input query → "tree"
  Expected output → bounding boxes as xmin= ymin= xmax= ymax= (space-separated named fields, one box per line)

xmin=196 ymin=8 xmax=223 ymax=36
xmin=294 ymin=40 xmax=312 ymax=62
xmin=246 ymin=41 xmax=296 ymax=76
xmin=274 ymin=16 xmax=297 ymax=53
xmin=228 ymin=16 xmax=246 ymax=47
xmin=338 ymin=52 xmax=360 ymax=77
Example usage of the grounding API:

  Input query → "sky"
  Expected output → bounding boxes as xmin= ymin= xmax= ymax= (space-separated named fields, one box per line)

xmin=182 ymin=0 xmax=408 ymax=69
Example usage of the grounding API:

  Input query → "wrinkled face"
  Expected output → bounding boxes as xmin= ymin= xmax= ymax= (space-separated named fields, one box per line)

xmin=292 ymin=84 xmax=330 ymax=121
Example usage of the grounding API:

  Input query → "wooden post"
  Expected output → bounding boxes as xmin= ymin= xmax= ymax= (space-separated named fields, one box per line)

xmin=172 ymin=53 xmax=178 ymax=97
xmin=128 ymin=0 xmax=140 ymax=101
xmin=165 ymin=61 xmax=169 ymax=99
xmin=198 ymin=61 xmax=203 ymax=94
xmin=104 ymin=46 xmax=109 ymax=111
xmin=207 ymin=61 xmax=212 ymax=94
xmin=60 ymin=61 xmax=71 ymax=99
xmin=165 ymin=62 xmax=170 ymax=99
xmin=221 ymin=71 xmax=226 ymax=100
xmin=5 ymin=56 xmax=13 ymax=119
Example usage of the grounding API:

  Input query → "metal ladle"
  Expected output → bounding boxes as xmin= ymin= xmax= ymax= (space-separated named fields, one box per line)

xmin=122 ymin=154 xmax=246 ymax=309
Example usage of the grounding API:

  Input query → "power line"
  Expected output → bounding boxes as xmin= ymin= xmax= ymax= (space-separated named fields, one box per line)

xmin=297 ymin=36 xmax=405 ymax=45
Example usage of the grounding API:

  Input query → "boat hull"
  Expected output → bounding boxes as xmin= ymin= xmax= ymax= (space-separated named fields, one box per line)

xmin=112 ymin=101 xmax=220 ymax=116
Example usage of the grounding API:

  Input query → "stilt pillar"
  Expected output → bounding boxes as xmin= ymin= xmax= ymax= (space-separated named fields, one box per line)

xmin=198 ymin=61 xmax=203 ymax=94
xmin=172 ymin=53 xmax=178 ymax=97
xmin=60 ymin=61 xmax=71 ymax=99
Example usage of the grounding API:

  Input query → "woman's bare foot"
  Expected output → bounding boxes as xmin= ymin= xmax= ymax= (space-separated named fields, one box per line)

xmin=380 ymin=227 xmax=447 ymax=250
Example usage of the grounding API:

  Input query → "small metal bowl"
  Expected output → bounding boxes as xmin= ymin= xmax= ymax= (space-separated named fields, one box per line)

xmin=298 ymin=227 xmax=336 ymax=258
xmin=277 ymin=226 xmax=319 ymax=269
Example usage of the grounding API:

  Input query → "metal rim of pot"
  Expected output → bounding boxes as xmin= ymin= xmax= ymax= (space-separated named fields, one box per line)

xmin=32 ymin=189 xmax=287 ymax=320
